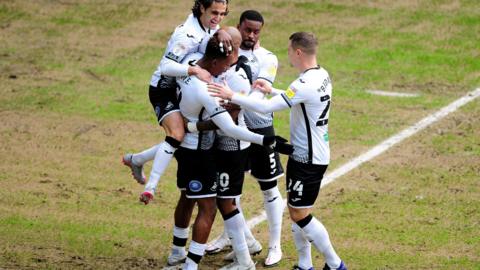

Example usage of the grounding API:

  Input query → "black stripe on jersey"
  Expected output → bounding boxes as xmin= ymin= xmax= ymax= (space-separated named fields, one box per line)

xmin=281 ymin=93 xmax=293 ymax=107
xmin=300 ymin=103 xmax=313 ymax=164
xmin=196 ymin=17 xmax=207 ymax=33
xmin=257 ymin=76 xmax=273 ymax=84
xmin=197 ymin=107 xmax=205 ymax=150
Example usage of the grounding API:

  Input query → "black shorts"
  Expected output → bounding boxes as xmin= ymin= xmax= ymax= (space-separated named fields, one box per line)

xmin=149 ymin=76 xmax=180 ymax=124
xmin=286 ymin=158 xmax=328 ymax=208
xmin=175 ymin=147 xmax=217 ymax=199
xmin=215 ymin=148 xmax=249 ymax=198
xmin=247 ymin=126 xmax=284 ymax=181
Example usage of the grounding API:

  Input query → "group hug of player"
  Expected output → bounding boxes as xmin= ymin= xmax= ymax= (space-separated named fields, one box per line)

xmin=122 ymin=1 xmax=347 ymax=270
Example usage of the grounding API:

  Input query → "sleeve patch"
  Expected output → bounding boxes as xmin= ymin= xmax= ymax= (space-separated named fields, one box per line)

xmin=267 ymin=65 xmax=277 ymax=77
xmin=285 ymin=87 xmax=296 ymax=99
xmin=166 ymin=43 xmax=188 ymax=62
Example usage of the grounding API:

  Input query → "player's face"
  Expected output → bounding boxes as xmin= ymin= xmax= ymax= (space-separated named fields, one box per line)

xmin=210 ymin=54 xmax=234 ymax=76
xmin=287 ymin=41 xmax=298 ymax=67
xmin=238 ymin=19 xmax=262 ymax=50
xmin=200 ymin=1 xmax=228 ymax=29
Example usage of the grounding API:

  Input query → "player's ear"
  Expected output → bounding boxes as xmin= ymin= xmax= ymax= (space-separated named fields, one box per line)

xmin=296 ymin=48 xmax=302 ymax=57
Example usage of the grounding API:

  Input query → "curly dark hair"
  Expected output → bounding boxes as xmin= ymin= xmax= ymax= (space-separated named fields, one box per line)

xmin=204 ymin=32 xmax=230 ymax=60
xmin=191 ymin=0 xmax=229 ymax=18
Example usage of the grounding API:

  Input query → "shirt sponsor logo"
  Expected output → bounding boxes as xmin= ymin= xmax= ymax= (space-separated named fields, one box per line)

xmin=189 ymin=180 xmax=203 ymax=192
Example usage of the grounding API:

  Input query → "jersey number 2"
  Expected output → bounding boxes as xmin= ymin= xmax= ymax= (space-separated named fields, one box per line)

xmin=316 ymin=95 xmax=330 ymax=126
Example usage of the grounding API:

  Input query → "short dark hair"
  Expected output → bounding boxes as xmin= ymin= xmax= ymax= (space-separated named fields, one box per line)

xmin=289 ymin=32 xmax=318 ymax=55
xmin=204 ymin=32 xmax=230 ymax=60
xmin=192 ymin=0 xmax=229 ymax=18
xmin=239 ymin=10 xmax=264 ymax=25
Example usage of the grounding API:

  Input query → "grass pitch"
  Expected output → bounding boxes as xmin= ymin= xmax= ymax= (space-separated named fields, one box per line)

xmin=0 ymin=0 xmax=479 ymax=269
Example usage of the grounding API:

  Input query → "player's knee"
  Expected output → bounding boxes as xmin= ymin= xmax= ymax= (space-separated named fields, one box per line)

xmin=216 ymin=198 xmax=236 ymax=216
xmin=288 ymin=206 xmax=310 ymax=223
xmin=166 ymin=128 xmax=185 ymax=142
xmin=162 ymin=114 xmax=186 ymax=141
xmin=165 ymin=136 xmax=182 ymax=149
xmin=220 ymin=208 xmax=240 ymax=221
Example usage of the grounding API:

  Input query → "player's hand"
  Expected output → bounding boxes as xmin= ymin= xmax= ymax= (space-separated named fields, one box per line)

xmin=272 ymin=135 xmax=294 ymax=155
xmin=252 ymin=79 xmax=272 ymax=95
xmin=208 ymin=81 xmax=234 ymax=100
xmin=216 ymin=29 xmax=234 ymax=55
xmin=189 ymin=65 xmax=212 ymax=82
xmin=263 ymin=135 xmax=294 ymax=155
xmin=220 ymin=99 xmax=241 ymax=111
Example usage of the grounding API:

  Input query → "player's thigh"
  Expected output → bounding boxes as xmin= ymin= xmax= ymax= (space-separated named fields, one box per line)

xmin=175 ymin=148 xmax=217 ymax=199
xmin=162 ymin=111 xmax=185 ymax=140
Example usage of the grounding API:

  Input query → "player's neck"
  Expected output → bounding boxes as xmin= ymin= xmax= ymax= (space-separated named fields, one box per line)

xmin=196 ymin=59 xmax=209 ymax=73
xmin=297 ymin=57 xmax=318 ymax=73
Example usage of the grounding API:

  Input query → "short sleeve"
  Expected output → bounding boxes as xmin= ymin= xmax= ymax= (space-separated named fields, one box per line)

xmin=257 ymin=53 xmax=278 ymax=84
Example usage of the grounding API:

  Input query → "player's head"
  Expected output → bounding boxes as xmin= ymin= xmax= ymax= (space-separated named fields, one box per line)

xmin=202 ymin=32 xmax=235 ymax=76
xmin=192 ymin=0 xmax=229 ymax=30
xmin=288 ymin=32 xmax=318 ymax=66
xmin=237 ymin=10 xmax=264 ymax=50
xmin=221 ymin=26 xmax=242 ymax=59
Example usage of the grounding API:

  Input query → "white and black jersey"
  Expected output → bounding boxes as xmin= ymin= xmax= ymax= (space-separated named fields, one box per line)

xmin=150 ymin=13 xmax=218 ymax=88
xmin=176 ymin=72 xmax=264 ymax=151
xmin=239 ymin=47 xmax=278 ymax=129
xmin=231 ymin=66 xmax=332 ymax=165
xmin=213 ymin=66 xmax=252 ymax=151
xmin=280 ymin=67 xmax=331 ymax=165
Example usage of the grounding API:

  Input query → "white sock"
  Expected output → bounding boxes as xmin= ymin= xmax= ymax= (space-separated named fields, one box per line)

xmin=235 ymin=196 xmax=256 ymax=243
xmin=263 ymin=185 xmax=284 ymax=249
xmin=184 ymin=241 xmax=206 ymax=270
xmin=300 ymin=216 xmax=341 ymax=268
xmin=144 ymin=141 xmax=177 ymax=193
xmin=132 ymin=144 xmax=160 ymax=165
xmin=172 ymin=226 xmax=189 ymax=252
xmin=224 ymin=211 xmax=252 ymax=266
xmin=292 ymin=223 xmax=313 ymax=269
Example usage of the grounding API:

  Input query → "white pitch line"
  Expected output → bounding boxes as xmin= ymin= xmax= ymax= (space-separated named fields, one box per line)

xmin=227 ymin=88 xmax=480 ymax=233
xmin=367 ymin=90 xmax=420 ymax=97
